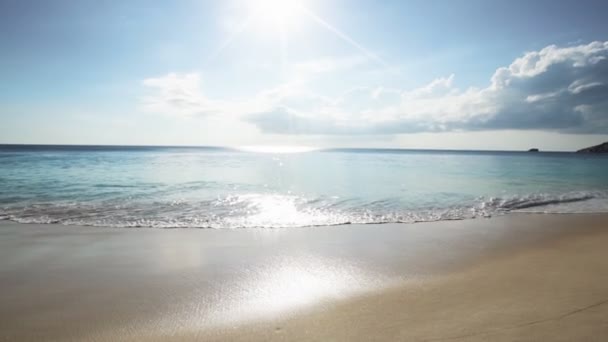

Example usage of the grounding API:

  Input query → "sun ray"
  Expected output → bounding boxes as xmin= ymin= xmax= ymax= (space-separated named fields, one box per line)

xmin=300 ymin=7 xmax=389 ymax=67
xmin=280 ymin=27 xmax=288 ymax=76
xmin=206 ymin=13 xmax=254 ymax=63
xmin=209 ymin=0 xmax=389 ymax=70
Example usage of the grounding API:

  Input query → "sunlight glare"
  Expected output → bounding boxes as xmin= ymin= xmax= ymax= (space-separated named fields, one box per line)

xmin=199 ymin=256 xmax=382 ymax=326
xmin=238 ymin=145 xmax=317 ymax=153
xmin=248 ymin=0 xmax=306 ymax=32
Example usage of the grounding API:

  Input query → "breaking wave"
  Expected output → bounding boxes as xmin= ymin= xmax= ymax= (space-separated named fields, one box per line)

xmin=1 ymin=190 xmax=606 ymax=229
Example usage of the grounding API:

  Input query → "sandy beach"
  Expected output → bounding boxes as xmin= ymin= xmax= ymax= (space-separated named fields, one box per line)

xmin=1 ymin=214 xmax=608 ymax=341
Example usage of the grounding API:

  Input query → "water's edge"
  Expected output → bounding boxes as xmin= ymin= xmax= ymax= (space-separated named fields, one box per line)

xmin=2 ymin=190 xmax=607 ymax=229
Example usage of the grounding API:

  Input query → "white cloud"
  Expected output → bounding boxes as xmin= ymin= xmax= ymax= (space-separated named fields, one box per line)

xmin=139 ymin=56 xmax=361 ymax=119
xmin=141 ymin=73 xmax=223 ymax=117
xmin=140 ymin=72 xmax=302 ymax=118
xmin=248 ymin=41 xmax=608 ymax=135
xmin=141 ymin=42 xmax=608 ymax=136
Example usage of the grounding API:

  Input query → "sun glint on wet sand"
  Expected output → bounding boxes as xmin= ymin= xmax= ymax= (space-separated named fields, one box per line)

xmin=1 ymin=214 xmax=608 ymax=341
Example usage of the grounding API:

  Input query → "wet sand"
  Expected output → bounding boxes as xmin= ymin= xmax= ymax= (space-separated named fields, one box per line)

xmin=1 ymin=214 xmax=607 ymax=341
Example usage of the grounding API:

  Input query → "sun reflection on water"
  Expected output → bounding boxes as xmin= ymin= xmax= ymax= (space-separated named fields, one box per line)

xmin=236 ymin=145 xmax=318 ymax=154
xmin=217 ymin=193 xmax=352 ymax=228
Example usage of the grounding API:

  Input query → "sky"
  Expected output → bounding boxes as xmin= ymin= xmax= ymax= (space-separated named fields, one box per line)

xmin=1 ymin=0 xmax=608 ymax=151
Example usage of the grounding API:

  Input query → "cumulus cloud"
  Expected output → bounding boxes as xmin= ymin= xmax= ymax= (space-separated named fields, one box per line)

xmin=247 ymin=41 xmax=608 ymax=135
xmin=141 ymin=42 xmax=608 ymax=136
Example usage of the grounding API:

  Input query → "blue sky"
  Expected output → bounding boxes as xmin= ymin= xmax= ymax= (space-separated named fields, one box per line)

xmin=1 ymin=0 xmax=608 ymax=150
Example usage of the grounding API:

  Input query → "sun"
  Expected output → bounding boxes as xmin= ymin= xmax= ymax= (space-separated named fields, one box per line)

xmin=210 ymin=0 xmax=386 ymax=68
xmin=248 ymin=0 xmax=306 ymax=32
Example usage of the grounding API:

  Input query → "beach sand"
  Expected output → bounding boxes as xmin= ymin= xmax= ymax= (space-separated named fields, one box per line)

xmin=1 ymin=214 xmax=607 ymax=341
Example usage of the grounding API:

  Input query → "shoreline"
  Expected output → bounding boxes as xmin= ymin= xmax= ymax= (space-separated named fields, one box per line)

xmin=3 ymin=209 xmax=608 ymax=230
xmin=1 ymin=214 xmax=607 ymax=340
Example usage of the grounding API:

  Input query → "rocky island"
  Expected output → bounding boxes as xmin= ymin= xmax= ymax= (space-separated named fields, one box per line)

xmin=577 ymin=142 xmax=608 ymax=153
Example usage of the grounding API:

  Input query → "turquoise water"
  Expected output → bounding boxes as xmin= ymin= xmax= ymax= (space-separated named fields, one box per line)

xmin=1 ymin=145 xmax=608 ymax=228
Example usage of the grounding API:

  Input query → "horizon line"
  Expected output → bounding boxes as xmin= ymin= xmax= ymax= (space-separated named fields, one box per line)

xmin=0 ymin=142 xmax=591 ymax=153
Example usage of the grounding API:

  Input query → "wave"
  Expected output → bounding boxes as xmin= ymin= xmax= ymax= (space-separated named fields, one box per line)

xmin=1 ymin=190 xmax=606 ymax=229
xmin=476 ymin=191 xmax=600 ymax=211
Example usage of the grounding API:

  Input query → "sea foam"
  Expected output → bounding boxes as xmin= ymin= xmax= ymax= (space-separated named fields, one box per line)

xmin=1 ymin=190 xmax=606 ymax=229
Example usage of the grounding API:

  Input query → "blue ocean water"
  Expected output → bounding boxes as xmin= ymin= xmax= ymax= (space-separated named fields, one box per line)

xmin=1 ymin=145 xmax=607 ymax=228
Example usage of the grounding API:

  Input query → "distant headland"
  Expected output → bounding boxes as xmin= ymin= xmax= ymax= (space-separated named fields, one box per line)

xmin=577 ymin=142 xmax=608 ymax=153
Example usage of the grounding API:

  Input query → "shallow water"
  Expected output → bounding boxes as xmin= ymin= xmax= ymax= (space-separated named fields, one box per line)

xmin=1 ymin=145 xmax=607 ymax=228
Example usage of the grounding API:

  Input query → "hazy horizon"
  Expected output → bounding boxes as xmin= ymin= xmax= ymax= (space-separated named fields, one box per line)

xmin=1 ymin=141 xmax=606 ymax=153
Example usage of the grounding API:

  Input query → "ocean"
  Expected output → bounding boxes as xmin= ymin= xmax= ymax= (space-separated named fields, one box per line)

xmin=1 ymin=145 xmax=607 ymax=229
